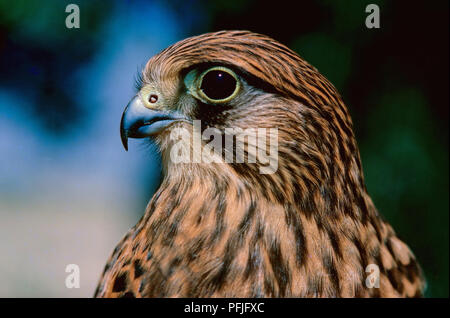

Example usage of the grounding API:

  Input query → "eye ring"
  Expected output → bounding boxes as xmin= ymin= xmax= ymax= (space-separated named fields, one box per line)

xmin=197 ymin=66 xmax=240 ymax=104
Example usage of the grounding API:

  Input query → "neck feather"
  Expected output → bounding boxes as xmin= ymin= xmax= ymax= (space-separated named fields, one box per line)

xmin=133 ymin=155 xmax=388 ymax=297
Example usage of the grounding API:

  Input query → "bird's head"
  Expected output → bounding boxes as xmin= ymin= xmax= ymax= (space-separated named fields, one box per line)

xmin=120 ymin=31 xmax=364 ymax=201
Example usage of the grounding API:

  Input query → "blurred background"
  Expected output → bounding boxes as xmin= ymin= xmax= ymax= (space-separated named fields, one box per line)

xmin=0 ymin=0 xmax=448 ymax=297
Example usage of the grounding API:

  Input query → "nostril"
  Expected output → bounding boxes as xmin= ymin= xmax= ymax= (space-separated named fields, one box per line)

xmin=149 ymin=94 xmax=158 ymax=103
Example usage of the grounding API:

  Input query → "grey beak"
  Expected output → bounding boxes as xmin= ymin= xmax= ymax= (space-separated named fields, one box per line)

xmin=120 ymin=95 xmax=182 ymax=151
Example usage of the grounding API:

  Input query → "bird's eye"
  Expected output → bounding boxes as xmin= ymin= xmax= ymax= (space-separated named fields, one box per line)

xmin=198 ymin=67 xmax=240 ymax=103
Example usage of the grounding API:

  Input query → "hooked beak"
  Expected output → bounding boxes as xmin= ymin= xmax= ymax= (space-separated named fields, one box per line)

xmin=120 ymin=95 xmax=183 ymax=151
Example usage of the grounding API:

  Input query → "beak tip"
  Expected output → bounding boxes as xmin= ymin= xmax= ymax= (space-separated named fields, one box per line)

xmin=121 ymin=136 xmax=129 ymax=151
xmin=120 ymin=109 xmax=129 ymax=151
xmin=120 ymin=129 xmax=129 ymax=151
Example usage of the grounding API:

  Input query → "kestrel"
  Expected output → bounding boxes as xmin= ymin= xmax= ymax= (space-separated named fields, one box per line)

xmin=94 ymin=31 xmax=425 ymax=298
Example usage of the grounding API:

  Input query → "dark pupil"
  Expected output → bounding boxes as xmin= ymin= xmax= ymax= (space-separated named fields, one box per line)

xmin=200 ymin=70 xmax=236 ymax=100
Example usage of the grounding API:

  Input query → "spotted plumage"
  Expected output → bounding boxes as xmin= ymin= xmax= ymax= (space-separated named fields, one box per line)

xmin=94 ymin=31 xmax=425 ymax=297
